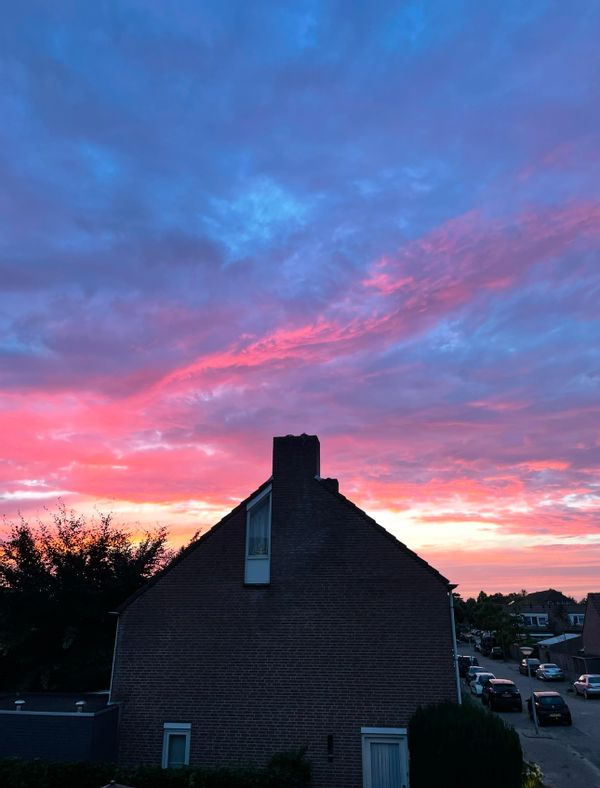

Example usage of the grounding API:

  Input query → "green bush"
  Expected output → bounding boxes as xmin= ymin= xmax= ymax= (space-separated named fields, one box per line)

xmin=408 ymin=701 xmax=522 ymax=788
xmin=0 ymin=749 xmax=311 ymax=788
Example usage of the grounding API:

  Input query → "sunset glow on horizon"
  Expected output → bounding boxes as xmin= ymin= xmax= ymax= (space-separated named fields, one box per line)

xmin=1 ymin=2 xmax=599 ymax=599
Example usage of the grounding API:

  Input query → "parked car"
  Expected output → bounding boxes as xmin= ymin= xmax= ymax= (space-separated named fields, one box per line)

xmin=527 ymin=691 xmax=572 ymax=725
xmin=465 ymin=665 xmax=488 ymax=685
xmin=519 ymin=657 xmax=541 ymax=676
xmin=471 ymin=672 xmax=495 ymax=697
xmin=457 ymin=655 xmax=479 ymax=677
xmin=535 ymin=663 xmax=565 ymax=681
xmin=490 ymin=646 xmax=503 ymax=659
xmin=483 ymin=679 xmax=523 ymax=712
xmin=572 ymin=674 xmax=600 ymax=699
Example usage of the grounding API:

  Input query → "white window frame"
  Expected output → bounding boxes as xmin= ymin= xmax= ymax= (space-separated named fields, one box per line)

xmin=361 ymin=727 xmax=408 ymax=788
xmin=244 ymin=485 xmax=272 ymax=585
xmin=162 ymin=722 xmax=191 ymax=769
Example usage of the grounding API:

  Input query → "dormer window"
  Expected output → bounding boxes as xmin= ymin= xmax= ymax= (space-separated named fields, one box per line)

xmin=244 ymin=485 xmax=271 ymax=585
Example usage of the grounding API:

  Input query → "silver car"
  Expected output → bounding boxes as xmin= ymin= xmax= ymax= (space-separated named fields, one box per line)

xmin=573 ymin=674 xmax=600 ymax=699
xmin=470 ymin=672 xmax=495 ymax=697
xmin=535 ymin=663 xmax=564 ymax=681
xmin=465 ymin=665 xmax=488 ymax=685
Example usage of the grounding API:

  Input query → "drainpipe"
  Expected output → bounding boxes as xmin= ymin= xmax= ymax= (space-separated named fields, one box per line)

xmin=108 ymin=612 xmax=119 ymax=705
xmin=449 ymin=584 xmax=462 ymax=705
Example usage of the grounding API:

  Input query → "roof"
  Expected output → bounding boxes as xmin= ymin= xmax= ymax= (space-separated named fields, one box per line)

xmin=521 ymin=589 xmax=575 ymax=604
xmin=116 ymin=477 xmax=273 ymax=612
xmin=316 ymin=478 xmax=451 ymax=589
xmin=537 ymin=633 xmax=581 ymax=646
xmin=533 ymin=691 xmax=562 ymax=697
xmin=117 ymin=472 xmax=452 ymax=613
xmin=0 ymin=692 xmax=111 ymax=713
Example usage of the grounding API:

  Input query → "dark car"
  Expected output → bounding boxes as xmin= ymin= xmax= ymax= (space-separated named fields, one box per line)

xmin=457 ymin=655 xmax=479 ymax=677
xmin=482 ymin=679 xmax=523 ymax=712
xmin=527 ymin=691 xmax=572 ymax=725
xmin=490 ymin=646 xmax=503 ymax=659
xmin=519 ymin=657 xmax=541 ymax=676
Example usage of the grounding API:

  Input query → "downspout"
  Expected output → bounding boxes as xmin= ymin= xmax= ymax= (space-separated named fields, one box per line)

xmin=107 ymin=612 xmax=120 ymax=705
xmin=449 ymin=585 xmax=462 ymax=704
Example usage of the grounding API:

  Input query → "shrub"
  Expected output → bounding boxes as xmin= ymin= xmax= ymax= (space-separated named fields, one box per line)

xmin=0 ymin=750 xmax=311 ymax=788
xmin=408 ymin=701 xmax=522 ymax=788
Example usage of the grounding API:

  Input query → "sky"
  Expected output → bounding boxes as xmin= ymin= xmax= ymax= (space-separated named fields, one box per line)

xmin=1 ymin=1 xmax=599 ymax=599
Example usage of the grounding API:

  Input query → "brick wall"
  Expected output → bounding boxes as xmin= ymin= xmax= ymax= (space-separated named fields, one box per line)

xmin=111 ymin=436 xmax=456 ymax=787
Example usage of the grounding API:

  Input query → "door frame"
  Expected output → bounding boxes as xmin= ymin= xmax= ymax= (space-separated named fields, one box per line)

xmin=361 ymin=727 xmax=408 ymax=788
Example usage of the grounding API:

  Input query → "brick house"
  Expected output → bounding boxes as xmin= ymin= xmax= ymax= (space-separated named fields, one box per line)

xmin=109 ymin=434 xmax=459 ymax=788
xmin=577 ymin=593 xmax=600 ymax=674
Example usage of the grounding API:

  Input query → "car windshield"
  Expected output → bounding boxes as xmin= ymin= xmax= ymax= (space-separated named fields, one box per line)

xmin=539 ymin=696 xmax=563 ymax=707
xmin=524 ymin=659 xmax=539 ymax=665
xmin=541 ymin=665 xmax=559 ymax=670
xmin=496 ymin=685 xmax=517 ymax=693
xmin=588 ymin=676 xmax=600 ymax=685
xmin=478 ymin=674 xmax=494 ymax=681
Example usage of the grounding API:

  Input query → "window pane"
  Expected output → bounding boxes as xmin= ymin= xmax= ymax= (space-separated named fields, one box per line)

xmin=167 ymin=734 xmax=187 ymax=768
xmin=370 ymin=742 xmax=401 ymax=788
xmin=248 ymin=496 xmax=270 ymax=556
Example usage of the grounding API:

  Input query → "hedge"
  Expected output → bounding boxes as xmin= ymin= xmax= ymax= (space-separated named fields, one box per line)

xmin=0 ymin=748 xmax=310 ymax=788
xmin=408 ymin=701 xmax=522 ymax=788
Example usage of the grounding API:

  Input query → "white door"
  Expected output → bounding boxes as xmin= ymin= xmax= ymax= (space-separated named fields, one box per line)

xmin=361 ymin=728 xmax=409 ymax=788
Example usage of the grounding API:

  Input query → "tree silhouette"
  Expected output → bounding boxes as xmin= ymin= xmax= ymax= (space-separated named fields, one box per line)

xmin=0 ymin=505 xmax=171 ymax=691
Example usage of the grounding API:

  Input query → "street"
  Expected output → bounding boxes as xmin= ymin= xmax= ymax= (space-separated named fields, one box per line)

xmin=459 ymin=646 xmax=600 ymax=788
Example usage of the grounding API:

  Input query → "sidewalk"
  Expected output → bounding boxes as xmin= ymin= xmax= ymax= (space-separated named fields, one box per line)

xmin=520 ymin=731 xmax=600 ymax=788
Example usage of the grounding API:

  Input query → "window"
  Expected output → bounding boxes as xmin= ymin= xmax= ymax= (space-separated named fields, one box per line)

xmin=162 ymin=723 xmax=191 ymax=769
xmin=361 ymin=728 xmax=408 ymax=788
xmin=244 ymin=486 xmax=271 ymax=585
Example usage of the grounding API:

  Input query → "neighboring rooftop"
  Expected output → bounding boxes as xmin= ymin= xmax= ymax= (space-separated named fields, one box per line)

xmin=522 ymin=589 xmax=575 ymax=604
xmin=537 ymin=633 xmax=581 ymax=646
xmin=0 ymin=692 xmax=111 ymax=713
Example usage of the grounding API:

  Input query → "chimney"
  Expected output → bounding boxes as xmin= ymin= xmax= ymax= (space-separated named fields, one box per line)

xmin=272 ymin=434 xmax=320 ymax=480
xmin=320 ymin=477 xmax=339 ymax=494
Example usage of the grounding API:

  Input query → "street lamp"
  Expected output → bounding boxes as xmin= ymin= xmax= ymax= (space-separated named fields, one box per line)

xmin=520 ymin=646 xmax=539 ymax=735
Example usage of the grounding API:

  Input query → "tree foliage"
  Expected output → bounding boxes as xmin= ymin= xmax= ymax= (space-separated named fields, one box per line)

xmin=0 ymin=505 xmax=171 ymax=691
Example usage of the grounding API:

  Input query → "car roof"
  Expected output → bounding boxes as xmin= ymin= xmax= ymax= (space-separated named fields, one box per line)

xmin=533 ymin=691 xmax=562 ymax=697
xmin=539 ymin=663 xmax=559 ymax=667
xmin=490 ymin=679 xmax=515 ymax=685
xmin=582 ymin=674 xmax=600 ymax=679
xmin=476 ymin=672 xmax=495 ymax=678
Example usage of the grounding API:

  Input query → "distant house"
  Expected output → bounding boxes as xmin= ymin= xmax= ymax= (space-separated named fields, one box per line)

xmin=508 ymin=589 xmax=585 ymax=636
xmin=109 ymin=434 xmax=459 ymax=788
